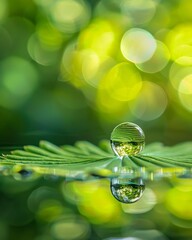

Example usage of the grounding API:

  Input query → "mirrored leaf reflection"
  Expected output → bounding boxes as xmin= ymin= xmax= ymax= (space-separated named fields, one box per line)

xmin=110 ymin=176 xmax=145 ymax=203
xmin=12 ymin=165 xmax=38 ymax=181
xmin=110 ymin=122 xmax=145 ymax=158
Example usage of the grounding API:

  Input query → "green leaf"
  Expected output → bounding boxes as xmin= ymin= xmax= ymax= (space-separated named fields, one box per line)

xmin=0 ymin=141 xmax=192 ymax=179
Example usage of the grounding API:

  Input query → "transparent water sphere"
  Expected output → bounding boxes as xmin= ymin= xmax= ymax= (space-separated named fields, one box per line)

xmin=110 ymin=122 xmax=145 ymax=158
xmin=110 ymin=177 xmax=145 ymax=203
xmin=12 ymin=165 xmax=37 ymax=181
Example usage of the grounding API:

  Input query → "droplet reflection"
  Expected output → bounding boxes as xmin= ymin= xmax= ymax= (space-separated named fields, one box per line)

xmin=110 ymin=122 xmax=145 ymax=158
xmin=110 ymin=177 xmax=145 ymax=203
xmin=12 ymin=165 xmax=36 ymax=181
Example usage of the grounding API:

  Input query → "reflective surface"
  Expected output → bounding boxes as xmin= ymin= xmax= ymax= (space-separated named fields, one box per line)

xmin=110 ymin=177 xmax=145 ymax=203
xmin=110 ymin=122 xmax=145 ymax=158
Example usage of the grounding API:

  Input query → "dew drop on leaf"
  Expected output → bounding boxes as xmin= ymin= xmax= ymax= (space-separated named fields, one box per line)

xmin=12 ymin=165 xmax=35 ymax=181
xmin=110 ymin=177 xmax=145 ymax=203
xmin=110 ymin=122 xmax=145 ymax=158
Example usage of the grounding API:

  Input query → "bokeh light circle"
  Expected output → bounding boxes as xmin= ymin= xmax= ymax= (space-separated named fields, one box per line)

xmin=28 ymin=33 xmax=59 ymax=66
xmin=169 ymin=62 xmax=192 ymax=91
xmin=48 ymin=0 xmax=91 ymax=33
xmin=78 ymin=18 xmax=116 ymax=57
xmin=121 ymin=28 xmax=157 ymax=64
xmin=121 ymin=188 xmax=157 ymax=214
xmin=0 ymin=56 xmax=39 ymax=109
xmin=179 ymin=92 xmax=192 ymax=112
xmin=51 ymin=217 xmax=90 ymax=240
xmin=99 ymin=62 xmax=142 ymax=101
xmin=120 ymin=0 xmax=157 ymax=24
xmin=166 ymin=187 xmax=192 ymax=220
xmin=136 ymin=41 xmax=170 ymax=73
xmin=166 ymin=23 xmax=192 ymax=65
xmin=130 ymin=81 xmax=168 ymax=121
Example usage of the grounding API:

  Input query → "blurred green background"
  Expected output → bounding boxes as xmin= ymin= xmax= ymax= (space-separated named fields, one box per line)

xmin=0 ymin=1 xmax=192 ymax=240
xmin=1 ymin=0 xmax=192 ymax=146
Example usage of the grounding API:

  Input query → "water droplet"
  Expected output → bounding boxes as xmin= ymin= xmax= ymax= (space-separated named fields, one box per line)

xmin=110 ymin=177 xmax=145 ymax=203
xmin=18 ymin=169 xmax=33 ymax=177
xmin=12 ymin=165 xmax=36 ymax=181
xmin=110 ymin=122 xmax=145 ymax=158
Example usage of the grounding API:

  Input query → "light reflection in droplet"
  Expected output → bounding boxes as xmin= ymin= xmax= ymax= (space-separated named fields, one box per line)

xmin=121 ymin=28 xmax=157 ymax=64
xmin=110 ymin=122 xmax=145 ymax=158
xmin=110 ymin=177 xmax=145 ymax=203
xmin=12 ymin=165 xmax=36 ymax=181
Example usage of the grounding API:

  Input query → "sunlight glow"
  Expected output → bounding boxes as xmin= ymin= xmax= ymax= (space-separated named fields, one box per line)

xmin=121 ymin=28 xmax=157 ymax=64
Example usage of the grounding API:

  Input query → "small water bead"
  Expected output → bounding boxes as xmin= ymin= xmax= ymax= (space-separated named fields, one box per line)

xmin=110 ymin=122 xmax=145 ymax=158
xmin=12 ymin=165 xmax=36 ymax=181
xmin=110 ymin=177 xmax=145 ymax=203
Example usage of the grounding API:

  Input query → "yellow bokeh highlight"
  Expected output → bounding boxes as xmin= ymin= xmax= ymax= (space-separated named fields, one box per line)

xmin=36 ymin=22 xmax=64 ymax=50
xmin=51 ymin=217 xmax=90 ymax=240
xmin=99 ymin=62 xmax=142 ymax=101
xmin=130 ymin=81 xmax=168 ymax=121
xmin=28 ymin=33 xmax=59 ymax=66
xmin=61 ymin=41 xmax=85 ymax=87
xmin=120 ymin=0 xmax=157 ymax=24
xmin=175 ymin=45 xmax=192 ymax=66
xmin=96 ymin=89 xmax=128 ymax=115
xmin=81 ymin=50 xmax=114 ymax=88
xmin=169 ymin=62 xmax=192 ymax=91
xmin=47 ymin=0 xmax=91 ymax=33
xmin=28 ymin=17 xmax=64 ymax=66
xmin=179 ymin=92 xmax=192 ymax=112
xmin=121 ymin=28 xmax=157 ymax=64
xmin=37 ymin=199 xmax=64 ymax=222
xmin=62 ymin=180 xmax=124 ymax=225
xmin=169 ymin=62 xmax=192 ymax=111
xmin=178 ymin=74 xmax=192 ymax=94
xmin=136 ymin=41 xmax=170 ymax=73
xmin=78 ymin=19 xmax=116 ymax=58
xmin=166 ymin=23 xmax=192 ymax=65
xmin=166 ymin=186 xmax=192 ymax=220
xmin=122 ymin=188 xmax=157 ymax=214
xmin=96 ymin=62 xmax=142 ymax=115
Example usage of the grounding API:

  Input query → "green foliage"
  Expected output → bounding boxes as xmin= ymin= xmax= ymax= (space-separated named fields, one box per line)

xmin=1 ymin=140 xmax=192 ymax=178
